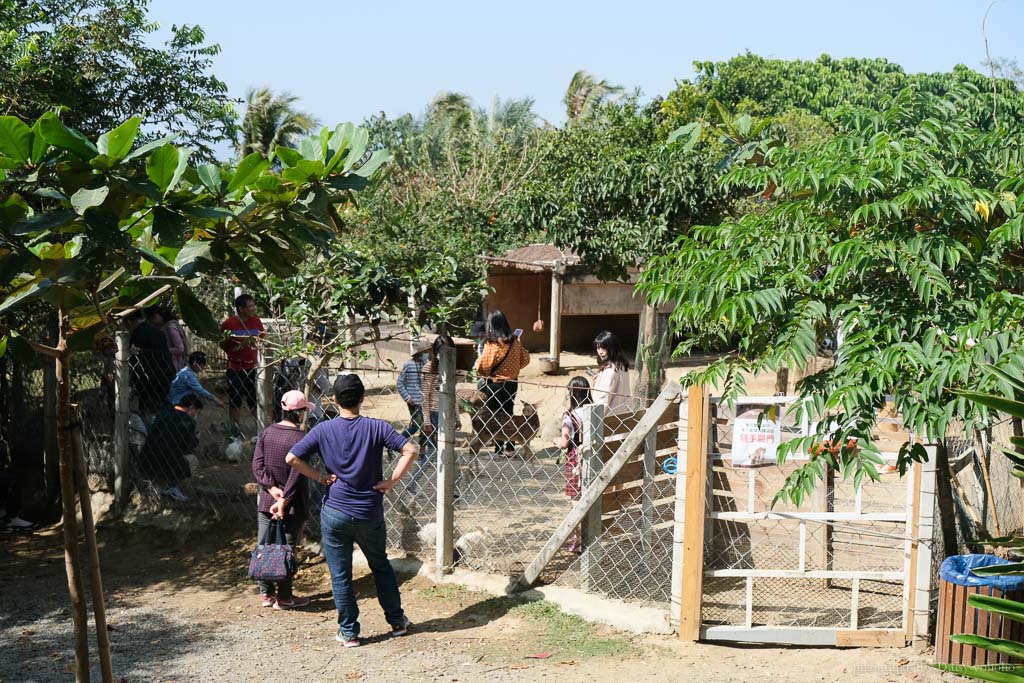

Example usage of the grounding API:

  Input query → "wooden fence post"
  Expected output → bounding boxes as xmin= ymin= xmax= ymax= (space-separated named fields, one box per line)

xmin=670 ymin=395 xmax=689 ymax=630
xmin=579 ymin=402 xmax=605 ymax=590
xmin=679 ymin=384 xmax=710 ymax=642
xmin=113 ymin=330 xmax=131 ymax=511
xmin=435 ymin=345 xmax=457 ymax=578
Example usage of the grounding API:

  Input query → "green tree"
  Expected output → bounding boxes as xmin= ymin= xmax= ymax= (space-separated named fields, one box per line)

xmin=511 ymin=98 xmax=723 ymax=397
xmin=661 ymin=53 xmax=1024 ymax=132
xmin=353 ymin=96 xmax=543 ymax=334
xmin=640 ymin=86 xmax=1024 ymax=506
xmin=238 ymin=87 xmax=318 ymax=158
xmin=0 ymin=113 xmax=389 ymax=680
xmin=0 ymin=0 xmax=236 ymax=160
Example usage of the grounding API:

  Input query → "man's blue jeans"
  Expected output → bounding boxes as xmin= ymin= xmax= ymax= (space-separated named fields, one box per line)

xmin=320 ymin=504 xmax=406 ymax=638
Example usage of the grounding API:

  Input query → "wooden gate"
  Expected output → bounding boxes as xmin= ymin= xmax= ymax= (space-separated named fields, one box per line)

xmin=677 ymin=388 xmax=936 ymax=646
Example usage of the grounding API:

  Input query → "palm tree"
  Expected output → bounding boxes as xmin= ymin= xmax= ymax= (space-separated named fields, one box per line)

xmin=563 ymin=70 xmax=624 ymax=122
xmin=237 ymin=87 xmax=318 ymax=158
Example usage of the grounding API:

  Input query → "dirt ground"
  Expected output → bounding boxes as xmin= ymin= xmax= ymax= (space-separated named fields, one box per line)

xmin=1 ymin=523 xmax=954 ymax=683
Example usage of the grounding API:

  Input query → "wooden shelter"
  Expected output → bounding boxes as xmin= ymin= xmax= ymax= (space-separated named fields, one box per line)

xmin=483 ymin=244 xmax=646 ymax=367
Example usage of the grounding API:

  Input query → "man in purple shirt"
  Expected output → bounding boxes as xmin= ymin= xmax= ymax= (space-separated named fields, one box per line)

xmin=277 ymin=373 xmax=418 ymax=648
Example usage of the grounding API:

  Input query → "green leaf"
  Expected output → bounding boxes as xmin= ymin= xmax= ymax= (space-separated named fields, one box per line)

xmin=933 ymin=663 xmax=1024 ymax=681
xmin=0 ymin=277 xmax=52 ymax=313
xmin=326 ymin=175 xmax=370 ymax=192
xmin=226 ymin=153 xmax=268 ymax=193
xmin=151 ymin=207 xmax=189 ymax=246
xmin=274 ymin=146 xmax=302 ymax=167
xmin=352 ymin=149 xmax=391 ymax=178
xmin=0 ymin=335 xmax=7 ymax=358
xmin=96 ymin=117 xmax=141 ymax=160
xmin=950 ymin=633 xmax=1024 ymax=660
xmin=968 ymin=593 xmax=1024 ymax=624
xmin=70 ymin=186 xmax=110 ymax=215
xmin=971 ymin=563 xmax=1024 ymax=577
xmin=174 ymin=286 xmax=221 ymax=341
xmin=174 ymin=240 xmax=216 ymax=277
xmin=37 ymin=113 xmax=97 ymax=159
xmin=7 ymin=209 xmax=78 ymax=236
xmin=667 ymin=122 xmax=702 ymax=152
xmin=196 ymin=164 xmax=222 ymax=194
xmin=29 ymin=119 xmax=48 ymax=164
xmin=146 ymin=144 xmax=180 ymax=193
xmin=955 ymin=390 xmax=1024 ymax=420
xmin=341 ymin=128 xmax=369 ymax=173
xmin=123 ymin=134 xmax=177 ymax=162
xmin=0 ymin=116 xmax=33 ymax=163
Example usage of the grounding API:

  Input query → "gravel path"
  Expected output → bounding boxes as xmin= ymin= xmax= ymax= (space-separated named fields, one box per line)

xmin=2 ymin=525 xmax=953 ymax=683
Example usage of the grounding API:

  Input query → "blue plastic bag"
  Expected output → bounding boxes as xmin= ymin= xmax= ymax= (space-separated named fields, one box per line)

xmin=939 ymin=554 xmax=1024 ymax=592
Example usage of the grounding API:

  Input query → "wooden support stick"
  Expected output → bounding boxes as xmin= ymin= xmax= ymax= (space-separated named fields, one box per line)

xmin=679 ymin=384 xmax=710 ymax=642
xmin=513 ymin=382 xmax=681 ymax=590
xmin=71 ymin=405 xmax=114 ymax=682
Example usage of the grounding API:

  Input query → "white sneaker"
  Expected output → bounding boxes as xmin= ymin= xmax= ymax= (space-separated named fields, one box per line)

xmin=162 ymin=486 xmax=190 ymax=502
xmin=5 ymin=516 xmax=32 ymax=529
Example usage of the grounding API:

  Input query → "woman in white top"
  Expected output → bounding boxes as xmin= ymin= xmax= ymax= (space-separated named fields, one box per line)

xmin=592 ymin=331 xmax=631 ymax=415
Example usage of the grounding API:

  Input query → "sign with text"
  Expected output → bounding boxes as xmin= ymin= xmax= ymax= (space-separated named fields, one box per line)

xmin=731 ymin=406 xmax=782 ymax=467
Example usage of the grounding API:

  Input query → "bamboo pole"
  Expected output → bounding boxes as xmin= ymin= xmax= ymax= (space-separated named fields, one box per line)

xmin=71 ymin=405 xmax=114 ymax=682
xmin=55 ymin=307 xmax=90 ymax=682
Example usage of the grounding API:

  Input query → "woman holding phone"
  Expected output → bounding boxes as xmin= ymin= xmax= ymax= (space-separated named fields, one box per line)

xmin=475 ymin=310 xmax=531 ymax=454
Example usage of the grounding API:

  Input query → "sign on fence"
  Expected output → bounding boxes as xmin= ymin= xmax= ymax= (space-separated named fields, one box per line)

xmin=731 ymin=406 xmax=781 ymax=467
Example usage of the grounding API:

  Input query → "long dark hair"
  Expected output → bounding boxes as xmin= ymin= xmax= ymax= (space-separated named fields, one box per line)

xmin=484 ymin=309 xmax=514 ymax=344
xmin=593 ymin=330 xmax=629 ymax=371
xmin=429 ymin=334 xmax=455 ymax=368
xmin=568 ymin=376 xmax=592 ymax=412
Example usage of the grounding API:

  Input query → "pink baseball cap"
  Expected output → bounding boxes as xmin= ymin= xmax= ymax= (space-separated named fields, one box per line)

xmin=280 ymin=390 xmax=315 ymax=411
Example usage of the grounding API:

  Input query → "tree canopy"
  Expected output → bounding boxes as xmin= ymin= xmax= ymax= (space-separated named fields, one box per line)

xmin=0 ymin=0 xmax=236 ymax=161
xmin=641 ymin=85 xmax=1024 ymax=502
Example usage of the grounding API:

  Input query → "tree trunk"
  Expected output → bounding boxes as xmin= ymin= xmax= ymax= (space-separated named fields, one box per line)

xmin=934 ymin=440 xmax=960 ymax=558
xmin=55 ymin=314 xmax=91 ymax=682
xmin=71 ymin=407 xmax=114 ymax=682
xmin=775 ymin=366 xmax=790 ymax=395
xmin=635 ymin=301 xmax=664 ymax=402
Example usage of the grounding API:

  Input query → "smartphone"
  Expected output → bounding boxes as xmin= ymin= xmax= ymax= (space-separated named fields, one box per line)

xmin=513 ymin=328 xmax=523 ymax=338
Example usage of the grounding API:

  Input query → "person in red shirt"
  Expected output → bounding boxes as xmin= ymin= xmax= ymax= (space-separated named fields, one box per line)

xmin=220 ymin=294 xmax=265 ymax=435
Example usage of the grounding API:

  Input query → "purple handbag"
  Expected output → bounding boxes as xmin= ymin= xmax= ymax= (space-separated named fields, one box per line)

xmin=248 ymin=518 xmax=297 ymax=582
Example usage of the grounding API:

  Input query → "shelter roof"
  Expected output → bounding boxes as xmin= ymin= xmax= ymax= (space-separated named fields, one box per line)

xmin=483 ymin=244 xmax=581 ymax=273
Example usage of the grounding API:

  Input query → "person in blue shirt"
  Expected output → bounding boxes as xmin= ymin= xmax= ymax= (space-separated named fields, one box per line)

xmin=167 ymin=352 xmax=223 ymax=407
xmin=278 ymin=373 xmax=417 ymax=648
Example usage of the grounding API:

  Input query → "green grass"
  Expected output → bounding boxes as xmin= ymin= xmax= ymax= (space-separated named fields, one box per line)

xmin=509 ymin=599 xmax=637 ymax=659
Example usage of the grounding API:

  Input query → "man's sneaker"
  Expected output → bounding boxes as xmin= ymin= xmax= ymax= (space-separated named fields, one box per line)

xmin=260 ymin=593 xmax=276 ymax=608
xmin=336 ymin=630 xmax=360 ymax=648
xmin=391 ymin=617 xmax=412 ymax=637
xmin=161 ymin=485 xmax=189 ymax=502
xmin=274 ymin=595 xmax=311 ymax=610
xmin=5 ymin=516 xmax=33 ymax=530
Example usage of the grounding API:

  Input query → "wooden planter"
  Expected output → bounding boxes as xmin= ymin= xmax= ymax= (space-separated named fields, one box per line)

xmin=935 ymin=579 xmax=1024 ymax=666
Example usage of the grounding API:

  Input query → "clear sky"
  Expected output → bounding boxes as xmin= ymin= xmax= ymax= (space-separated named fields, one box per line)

xmin=148 ymin=0 xmax=1023 ymax=130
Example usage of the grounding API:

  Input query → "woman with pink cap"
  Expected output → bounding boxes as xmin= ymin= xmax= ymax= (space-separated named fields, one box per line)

xmin=251 ymin=389 xmax=327 ymax=609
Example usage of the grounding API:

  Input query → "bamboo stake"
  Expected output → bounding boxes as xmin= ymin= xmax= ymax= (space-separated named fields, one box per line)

xmin=55 ymin=307 xmax=90 ymax=682
xmin=71 ymin=405 xmax=114 ymax=682
xmin=973 ymin=427 xmax=1002 ymax=538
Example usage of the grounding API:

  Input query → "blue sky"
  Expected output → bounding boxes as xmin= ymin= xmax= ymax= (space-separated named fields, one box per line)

xmin=148 ymin=0 xmax=1023 ymax=130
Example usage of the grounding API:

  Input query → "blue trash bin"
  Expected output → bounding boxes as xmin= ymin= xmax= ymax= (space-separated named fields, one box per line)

xmin=936 ymin=554 xmax=1024 ymax=666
